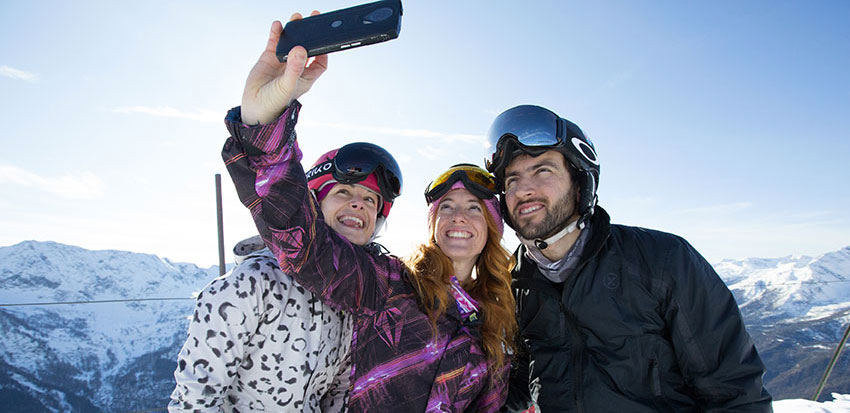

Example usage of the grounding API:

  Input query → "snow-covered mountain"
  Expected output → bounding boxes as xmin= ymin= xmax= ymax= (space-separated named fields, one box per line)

xmin=0 ymin=241 xmax=220 ymax=412
xmin=0 ymin=240 xmax=848 ymax=411
xmin=717 ymin=246 xmax=850 ymax=324
xmin=715 ymin=246 xmax=850 ymax=400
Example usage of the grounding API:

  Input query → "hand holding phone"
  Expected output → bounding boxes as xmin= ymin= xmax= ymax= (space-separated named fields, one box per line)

xmin=276 ymin=0 xmax=403 ymax=62
xmin=241 ymin=16 xmax=329 ymax=125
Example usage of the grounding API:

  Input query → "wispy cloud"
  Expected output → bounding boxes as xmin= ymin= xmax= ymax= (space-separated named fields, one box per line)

xmin=674 ymin=202 xmax=753 ymax=215
xmin=0 ymin=165 xmax=105 ymax=199
xmin=0 ymin=65 xmax=39 ymax=83
xmin=112 ymin=106 xmax=221 ymax=123
xmin=612 ymin=195 xmax=660 ymax=208
xmin=671 ymin=212 xmax=850 ymax=263
xmin=481 ymin=108 xmax=503 ymax=117
xmin=415 ymin=145 xmax=445 ymax=160
xmin=595 ymin=67 xmax=636 ymax=95
xmin=577 ymin=60 xmax=646 ymax=110
xmin=301 ymin=119 xmax=488 ymax=148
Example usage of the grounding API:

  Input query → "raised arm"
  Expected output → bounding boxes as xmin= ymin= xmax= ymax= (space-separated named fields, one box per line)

xmin=223 ymin=101 xmax=405 ymax=317
xmin=221 ymin=17 xmax=405 ymax=316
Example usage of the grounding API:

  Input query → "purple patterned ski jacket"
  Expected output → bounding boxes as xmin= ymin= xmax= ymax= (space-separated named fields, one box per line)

xmin=221 ymin=102 xmax=509 ymax=412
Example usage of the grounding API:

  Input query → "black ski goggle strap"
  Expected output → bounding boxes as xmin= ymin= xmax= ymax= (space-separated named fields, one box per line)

xmin=485 ymin=105 xmax=562 ymax=171
xmin=307 ymin=142 xmax=403 ymax=201
xmin=424 ymin=163 xmax=497 ymax=204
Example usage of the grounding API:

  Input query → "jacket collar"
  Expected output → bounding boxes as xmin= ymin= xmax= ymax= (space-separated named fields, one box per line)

xmin=513 ymin=205 xmax=611 ymax=281
xmin=442 ymin=288 xmax=484 ymax=333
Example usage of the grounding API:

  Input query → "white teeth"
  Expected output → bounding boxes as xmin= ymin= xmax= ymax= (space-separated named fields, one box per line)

xmin=520 ymin=205 xmax=542 ymax=214
xmin=339 ymin=216 xmax=364 ymax=228
xmin=447 ymin=231 xmax=472 ymax=239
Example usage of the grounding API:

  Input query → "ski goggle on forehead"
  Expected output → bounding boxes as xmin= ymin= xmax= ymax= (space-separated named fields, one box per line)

xmin=306 ymin=142 xmax=403 ymax=201
xmin=485 ymin=105 xmax=566 ymax=172
xmin=424 ymin=164 xmax=497 ymax=204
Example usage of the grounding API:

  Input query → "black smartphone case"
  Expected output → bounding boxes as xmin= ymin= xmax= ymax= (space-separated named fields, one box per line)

xmin=276 ymin=0 xmax=403 ymax=62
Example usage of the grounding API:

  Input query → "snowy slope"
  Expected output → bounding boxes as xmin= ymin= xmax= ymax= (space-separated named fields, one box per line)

xmin=774 ymin=393 xmax=850 ymax=413
xmin=0 ymin=241 xmax=220 ymax=412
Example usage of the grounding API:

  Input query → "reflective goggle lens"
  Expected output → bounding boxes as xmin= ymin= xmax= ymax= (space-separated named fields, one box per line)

xmin=485 ymin=105 xmax=566 ymax=173
xmin=486 ymin=105 xmax=561 ymax=152
xmin=425 ymin=164 xmax=496 ymax=204
xmin=331 ymin=142 xmax=403 ymax=199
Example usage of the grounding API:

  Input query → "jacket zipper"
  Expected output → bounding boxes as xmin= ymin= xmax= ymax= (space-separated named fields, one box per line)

xmin=562 ymin=248 xmax=603 ymax=413
xmin=562 ymin=300 xmax=585 ymax=413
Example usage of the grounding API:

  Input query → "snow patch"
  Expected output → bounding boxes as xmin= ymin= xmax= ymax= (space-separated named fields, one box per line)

xmin=774 ymin=393 xmax=850 ymax=413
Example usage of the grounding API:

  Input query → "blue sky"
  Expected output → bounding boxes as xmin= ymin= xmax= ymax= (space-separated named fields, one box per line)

xmin=1 ymin=1 xmax=848 ymax=267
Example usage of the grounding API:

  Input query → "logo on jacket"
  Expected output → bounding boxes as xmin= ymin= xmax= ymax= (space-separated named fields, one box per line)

xmin=603 ymin=272 xmax=620 ymax=290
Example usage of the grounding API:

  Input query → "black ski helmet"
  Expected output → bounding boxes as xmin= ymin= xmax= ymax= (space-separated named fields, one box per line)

xmin=485 ymin=104 xmax=600 ymax=230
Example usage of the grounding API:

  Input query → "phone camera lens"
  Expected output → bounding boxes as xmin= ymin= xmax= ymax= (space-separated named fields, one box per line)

xmin=331 ymin=20 xmax=343 ymax=28
xmin=363 ymin=7 xmax=393 ymax=23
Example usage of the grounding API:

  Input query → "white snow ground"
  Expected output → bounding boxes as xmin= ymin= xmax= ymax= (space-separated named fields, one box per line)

xmin=774 ymin=393 xmax=850 ymax=413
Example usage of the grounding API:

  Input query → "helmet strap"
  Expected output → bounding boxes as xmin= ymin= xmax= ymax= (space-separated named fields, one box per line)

xmin=370 ymin=216 xmax=387 ymax=242
xmin=519 ymin=214 xmax=586 ymax=250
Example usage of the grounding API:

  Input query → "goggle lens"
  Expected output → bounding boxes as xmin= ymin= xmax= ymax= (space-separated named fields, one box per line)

xmin=324 ymin=142 xmax=403 ymax=200
xmin=425 ymin=164 xmax=496 ymax=204
xmin=485 ymin=105 xmax=565 ymax=172
xmin=487 ymin=105 xmax=560 ymax=150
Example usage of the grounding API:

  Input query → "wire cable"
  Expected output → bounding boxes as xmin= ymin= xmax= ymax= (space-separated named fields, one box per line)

xmin=2 ymin=280 xmax=849 ymax=307
xmin=729 ymin=279 xmax=850 ymax=288
xmin=0 ymin=297 xmax=193 ymax=307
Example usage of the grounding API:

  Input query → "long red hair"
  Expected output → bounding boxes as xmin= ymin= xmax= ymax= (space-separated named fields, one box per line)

xmin=404 ymin=198 xmax=517 ymax=375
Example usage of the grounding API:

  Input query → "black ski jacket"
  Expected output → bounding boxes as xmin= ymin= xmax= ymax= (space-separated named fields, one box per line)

xmin=505 ymin=207 xmax=772 ymax=412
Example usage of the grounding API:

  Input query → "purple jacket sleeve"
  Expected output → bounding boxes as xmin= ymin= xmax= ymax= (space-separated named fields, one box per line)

xmin=221 ymin=103 xmax=405 ymax=316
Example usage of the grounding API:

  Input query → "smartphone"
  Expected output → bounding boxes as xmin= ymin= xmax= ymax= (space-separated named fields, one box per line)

xmin=276 ymin=0 xmax=403 ymax=62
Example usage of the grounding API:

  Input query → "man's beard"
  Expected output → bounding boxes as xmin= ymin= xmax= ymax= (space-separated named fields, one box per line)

xmin=513 ymin=187 xmax=578 ymax=240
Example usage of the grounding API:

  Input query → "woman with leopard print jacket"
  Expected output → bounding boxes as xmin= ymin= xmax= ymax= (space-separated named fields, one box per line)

xmin=170 ymin=234 xmax=362 ymax=412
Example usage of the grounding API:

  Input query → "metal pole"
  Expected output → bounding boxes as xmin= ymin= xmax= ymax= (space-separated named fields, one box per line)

xmin=811 ymin=320 xmax=850 ymax=401
xmin=215 ymin=174 xmax=226 ymax=276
